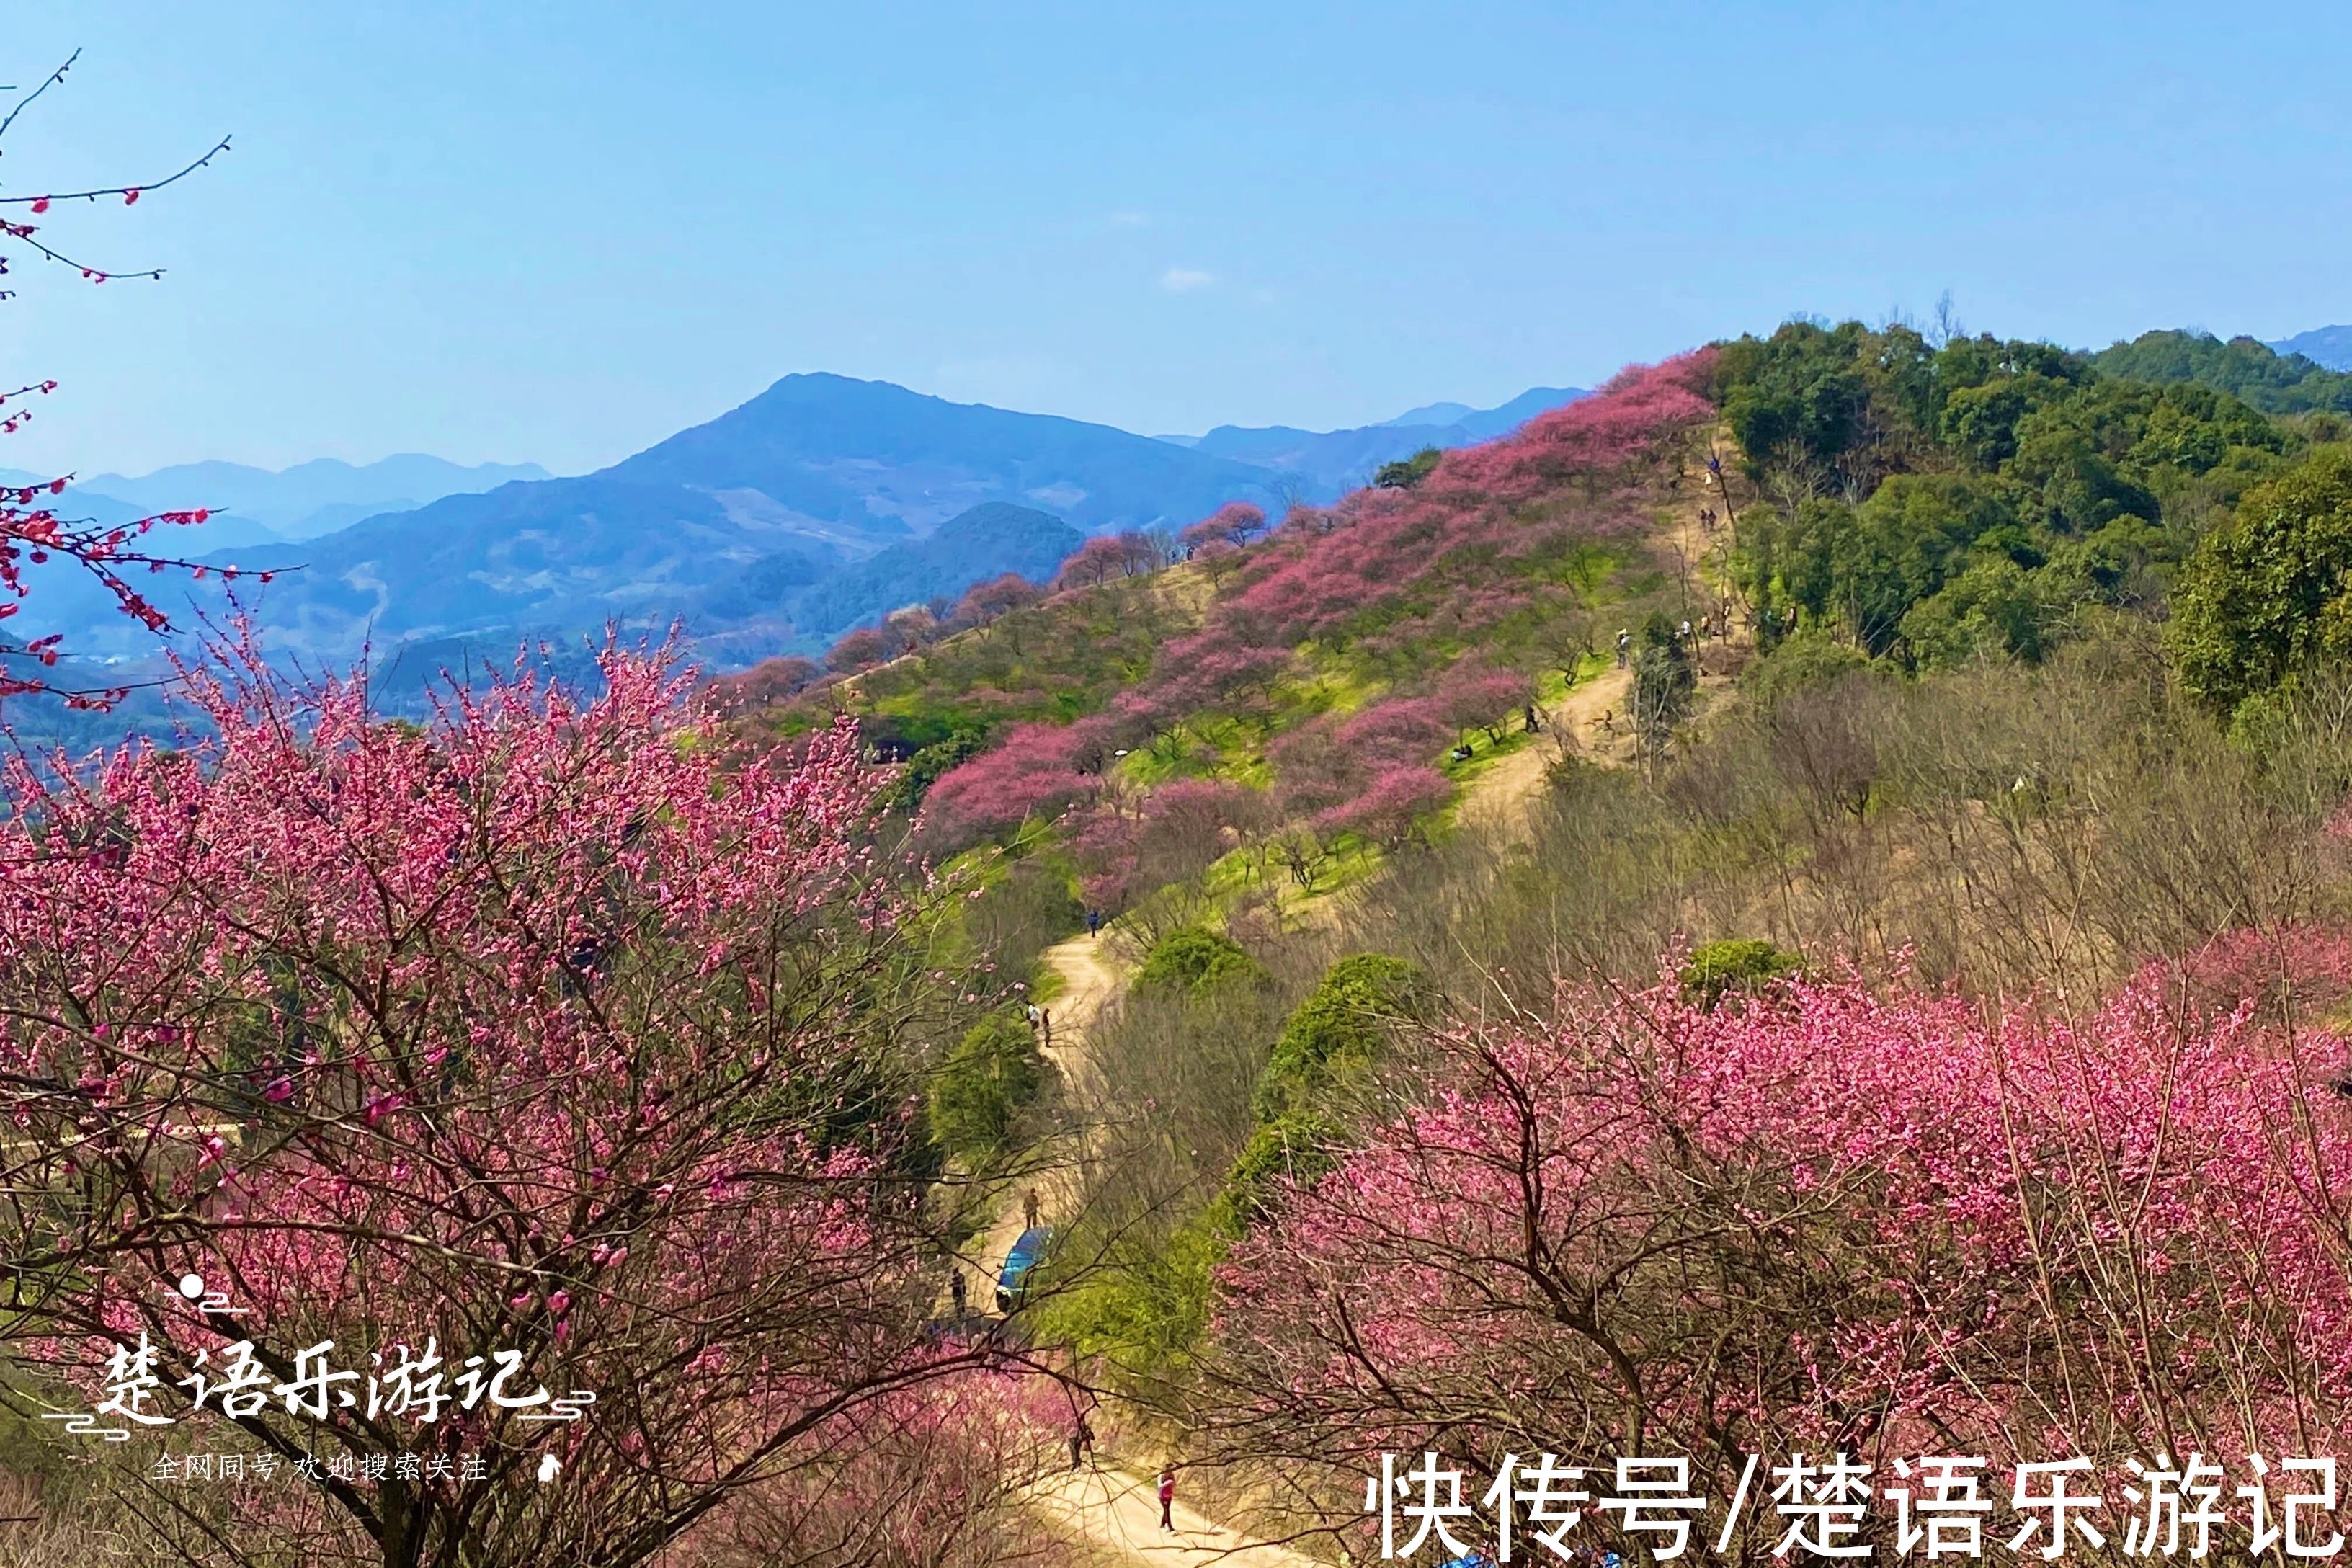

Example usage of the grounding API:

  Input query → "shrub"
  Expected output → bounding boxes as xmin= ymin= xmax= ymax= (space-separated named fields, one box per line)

xmin=928 ymin=1011 xmax=1046 ymax=1164
xmin=1741 ymin=630 xmax=1870 ymax=707
xmin=888 ymin=723 xmax=994 ymax=811
xmin=1207 ymin=1112 xmax=1339 ymax=1238
xmin=1373 ymin=446 xmax=1443 ymax=489
xmin=1255 ymin=953 xmax=1433 ymax=1121
xmin=1025 ymin=1221 xmax=1224 ymax=1384
xmin=1134 ymin=926 xmax=1270 ymax=996
xmin=1679 ymin=937 xmax=1802 ymax=1009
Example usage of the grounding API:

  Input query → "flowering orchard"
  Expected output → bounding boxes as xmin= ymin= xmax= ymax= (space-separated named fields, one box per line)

xmin=694 ymin=1370 xmax=1073 ymax=1567
xmin=1358 ymin=1447 xmax=2352 ymax=1563
xmin=0 ymin=643 xmax=1014 ymax=1567
xmin=1211 ymin=956 xmax=2352 ymax=1553
xmin=1219 ymin=353 xmax=1714 ymax=656
xmin=890 ymin=352 xmax=1719 ymax=871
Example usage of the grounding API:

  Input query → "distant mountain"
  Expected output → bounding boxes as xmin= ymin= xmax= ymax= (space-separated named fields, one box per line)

xmin=1450 ymin=386 xmax=1589 ymax=440
xmin=1190 ymin=422 xmax=1467 ymax=495
xmin=1378 ymin=400 xmax=1476 ymax=429
xmin=2090 ymin=330 xmax=2352 ymax=416
xmin=773 ymin=502 xmax=1082 ymax=640
xmin=1376 ymin=388 xmax=1585 ymax=438
xmin=75 ymin=454 xmax=550 ymax=541
xmin=114 ymin=374 xmax=1283 ymax=667
xmin=19 ymin=375 xmax=1588 ymax=680
xmin=0 ymin=468 xmax=287 ymax=552
xmin=2270 ymin=326 xmax=2352 ymax=372
xmin=1185 ymin=386 xmax=1590 ymax=494
xmin=602 ymin=372 xmax=1278 ymax=538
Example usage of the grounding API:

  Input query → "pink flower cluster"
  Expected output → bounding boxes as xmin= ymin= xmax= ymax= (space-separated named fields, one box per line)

xmin=1220 ymin=944 xmax=2352 ymax=1468
xmin=0 ymin=640 xmax=987 ymax=1541
xmin=921 ymin=352 xmax=1716 ymax=858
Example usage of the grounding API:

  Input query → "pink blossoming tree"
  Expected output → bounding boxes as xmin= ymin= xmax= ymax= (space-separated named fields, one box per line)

xmin=1212 ymin=953 xmax=2352 ymax=1554
xmin=0 ymin=643 xmax=1011 ymax=1567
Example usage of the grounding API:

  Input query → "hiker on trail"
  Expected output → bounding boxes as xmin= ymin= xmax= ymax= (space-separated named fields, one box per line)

xmin=1524 ymin=703 xmax=1541 ymax=734
xmin=1069 ymin=1412 xmax=1094 ymax=1471
xmin=949 ymin=1268 xmax=967 ymax=1317
xmin=1616 ymin=629 xmax=1631 ymax=667
xmin=1086 ymin=907 xmax=1102 ymax=939
xmin=1023 ymin=1188 xmax=1042 ymax=1231
xmin=1159 ymin=1467 xmax=1177 ymax=1532
xmin=1679 ymin=618 xmax=1692 ymax=641
xmin=1025 ymin=1001 xmax=1043 ymax=1035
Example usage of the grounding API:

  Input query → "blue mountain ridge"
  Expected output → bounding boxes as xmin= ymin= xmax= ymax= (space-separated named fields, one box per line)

xmin=2270 ymin=326 xmax=2352 ymax=372
xmin=20 ymin=375 xmax=1590 ymax=675
xmin=1177 ymin=386 xmax=1588 ymax=498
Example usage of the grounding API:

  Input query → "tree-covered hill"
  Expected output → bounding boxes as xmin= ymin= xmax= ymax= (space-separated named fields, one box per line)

xmin=1721 ymin=320 xmax=2320 ymax=668
xmin=2090 ymin=328 xmax=2352 ymax=415
xmin=708 ymin=315 xmax=2352 ymax=926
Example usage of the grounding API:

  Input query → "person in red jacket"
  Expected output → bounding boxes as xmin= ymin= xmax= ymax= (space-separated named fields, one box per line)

xmin=1158 ymin=1467 xmax=1176 ymax=1532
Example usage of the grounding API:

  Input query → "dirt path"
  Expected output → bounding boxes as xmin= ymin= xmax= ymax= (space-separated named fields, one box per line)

xmin=1451 ymin=664 xmax=1634 ymax=844
xmin=956 ymin=933 xmax=1126 ymax=1309
xmin=1456 ymin=430 xmax=1755 ymax=847
xmin=973 ymin=932 xmax=1324 ymax=1567
xmin=1031 ymin=1465 xmax=1321 ymax=1568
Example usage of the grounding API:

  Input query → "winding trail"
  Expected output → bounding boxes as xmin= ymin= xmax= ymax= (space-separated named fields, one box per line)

xmin=956 ymin=933 xmax=1123 ymax=1309
xmin=999 ymin=746 xmax=1587 ymax=1567
xmin=1455 ymin=662 xmax=1633 ymax=842
xmin=960 ymin=931 xmax=1322 ymax=1566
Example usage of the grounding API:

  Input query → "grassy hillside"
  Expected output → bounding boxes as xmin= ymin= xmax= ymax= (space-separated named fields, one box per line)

xmin=720 ymin=321 xmax=2352 ymax=926
xmin=723 ymin=352 xmax=1726 ymax=927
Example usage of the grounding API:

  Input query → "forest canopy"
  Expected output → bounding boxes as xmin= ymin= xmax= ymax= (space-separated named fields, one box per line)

xmin=1717 ymin=319 xmax=2326 ymax=680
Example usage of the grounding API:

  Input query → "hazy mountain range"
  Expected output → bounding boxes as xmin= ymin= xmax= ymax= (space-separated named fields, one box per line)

xmin=2271 ymin=325 xmax=2352 ymax=371
xmin=1 ymin=455 xmax=550 ymax=553
xmin=12 ymin=375 xmax=1586 ymax=677
xmin=14 ymin=319 xmax=2351 ymax=747
xmin=1156 ymin=386 xmax=1585 ymax=495
xmin=25 ymin=318 xmax=2352 ymax=687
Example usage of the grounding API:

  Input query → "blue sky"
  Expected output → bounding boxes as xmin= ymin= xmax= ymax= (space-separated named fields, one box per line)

xmin=4 ymin=1 xmax=2348 ymax=476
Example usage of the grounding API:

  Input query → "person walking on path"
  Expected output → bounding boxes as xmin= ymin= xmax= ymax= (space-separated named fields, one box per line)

xmin=1068 ymin=1412 xmax=1094 ymax=1471
xmin=949 ymin=1268 xmax=967 ymax=1318
xmin=1023 ymin=1188 xmax=1042 ymax=1232
xmin=1086 ymin=907 xmax=1103 ymax=939
xmin=1158 ymin=1467 xmax=1177 ymax=1533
